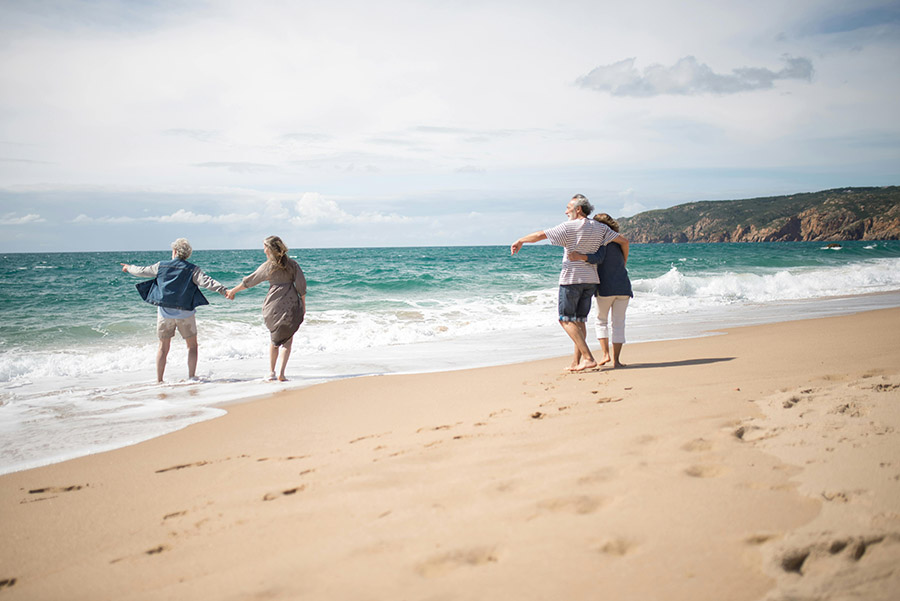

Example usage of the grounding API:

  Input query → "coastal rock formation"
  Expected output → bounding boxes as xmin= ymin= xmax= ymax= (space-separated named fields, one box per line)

xmin=617 ymin=186 xmax=900 ymax=243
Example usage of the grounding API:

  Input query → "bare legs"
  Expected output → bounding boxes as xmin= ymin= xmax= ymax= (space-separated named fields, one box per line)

xmin=268 ymin=337 xmax=294 ymax=381
xmin=612 ymin=342 xmax=625 ymax=367
xmin=156 ymin=335 xmax=199 ymax=383
xmin=156 ymin=338 xmax=170 ymax=383
xmin=598 ymin=338 xmax=626 ymax=368
xmin=561 ymin=321 xmax=597 ymax=372
xmin=186 ymin=337 xmax=198 ymax=378
xmin=597 ymin=338 xmax=611 ymax=366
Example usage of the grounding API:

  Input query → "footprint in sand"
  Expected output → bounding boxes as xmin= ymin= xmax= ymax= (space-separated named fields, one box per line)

xmin=0 ymin=579 xmax=16 ymax=590
xmin=415 ymin=546 xmax=500 ymax=577
xmin=871 ymin=381 xmax=900 ymax=392
xmin=350 ymin=432 xmax=391 ymax=444
xmin=745 ymin=533 xmax=779 ymax=546
xmin=681 ymin=438 xmax=714 ymax=452
xmin=27 ymin=484 xmax=86 ymax=494
xmin=577 ymin=467 xmax=617 ymax=486
xmin=733 ymin=423 xmax=773 ymax=442
xmin=155 ymin=461 xmax=210 ymax=473
xmin=537 ymin=495 xmax=607 ymax=515
xmin=110 ymin=543 xmax=173 ymax=565
xmin=821 ymin=489 xmax=869 ymax=503
xmin=777 ymin=535 xmax=893 ymax=575
xmin=593 ymin=394 xmax=623 ymax=404
xmin=595 ymin=537 xmax=637 ymax=557
xmin=684 ymin=464 xmax=727 ymax=478
xmin=256 ymin=455 xmax=309 ymax=462
xmin=262 ymin=485 xmax=306 ymax=501
xmin=155 ymin=455 xmax=251 ymax=473
xmin=830 ymin=401 xmax=867 ymax=417
xmin=415 ymin=424 xmax=456 ymax=434
xmin=145 ymin=545 xmax=169 ymax=556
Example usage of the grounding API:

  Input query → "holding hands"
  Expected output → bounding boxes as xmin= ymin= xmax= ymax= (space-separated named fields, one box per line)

xmin=226 ymin=282 xmax=246 ymax=300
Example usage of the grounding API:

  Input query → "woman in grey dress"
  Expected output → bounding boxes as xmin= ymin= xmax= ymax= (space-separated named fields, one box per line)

xmin=228 ymin=236 xmax=307 ymax=381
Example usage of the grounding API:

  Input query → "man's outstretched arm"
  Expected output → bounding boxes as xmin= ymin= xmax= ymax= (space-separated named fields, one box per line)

xmin=510 ymin=231 xmax=547 ymax=255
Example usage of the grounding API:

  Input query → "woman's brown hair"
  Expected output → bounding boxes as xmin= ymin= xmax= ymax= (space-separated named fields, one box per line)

xmin=264 ymin=235 xmax=292 ymax=272
xmin=593 ymin=213 xmax=620 ymax=233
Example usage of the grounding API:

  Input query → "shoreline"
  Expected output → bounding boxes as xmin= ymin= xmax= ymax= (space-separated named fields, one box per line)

xmin=3 ymin=279 xmax=900 ymax=477
xmin=2 ymin=308 xmax=900 ymax=599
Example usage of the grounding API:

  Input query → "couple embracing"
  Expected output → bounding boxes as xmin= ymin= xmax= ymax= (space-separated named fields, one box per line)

xmin=511 ymin=194 xmax=632 ymax=372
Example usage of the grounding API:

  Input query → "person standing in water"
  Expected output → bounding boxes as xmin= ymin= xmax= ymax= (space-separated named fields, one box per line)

xmin=121 ymin=238 xmax=229 ymax=383
xmin=227 ymin=236 xmax=307 ymax=381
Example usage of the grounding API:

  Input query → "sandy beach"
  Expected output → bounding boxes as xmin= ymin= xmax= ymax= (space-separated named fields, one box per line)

xmin=2 ymin=307 xmax=899 ymax=600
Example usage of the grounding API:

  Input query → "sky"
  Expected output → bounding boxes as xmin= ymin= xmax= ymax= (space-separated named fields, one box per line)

xmin=1 ymin=0 xmax=899 ymax=252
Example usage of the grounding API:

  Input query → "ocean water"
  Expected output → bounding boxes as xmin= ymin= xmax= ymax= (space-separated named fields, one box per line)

xmin=2 ymin=240 xmax=900 ymax=474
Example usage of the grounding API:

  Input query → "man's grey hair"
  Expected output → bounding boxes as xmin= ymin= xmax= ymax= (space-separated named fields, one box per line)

xmin=171 ymin=238 xmax=192 ymax=260
xmin=571 ymin=194 xmax=594 ymax=217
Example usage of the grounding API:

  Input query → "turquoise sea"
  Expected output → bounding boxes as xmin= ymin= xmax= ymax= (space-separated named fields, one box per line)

xmin=2 ymin=240 xmax=900 ymax=474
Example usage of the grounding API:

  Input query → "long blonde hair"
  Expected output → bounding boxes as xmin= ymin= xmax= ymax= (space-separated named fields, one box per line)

xmin=264 ymin=235 xmax=292 ymax=273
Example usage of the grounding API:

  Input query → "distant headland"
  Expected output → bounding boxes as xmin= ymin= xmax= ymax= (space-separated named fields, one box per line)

xmin=617 ymin=186 xmax=900 ymax=243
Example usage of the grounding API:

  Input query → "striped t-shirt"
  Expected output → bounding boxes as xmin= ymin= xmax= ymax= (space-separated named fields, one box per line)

xmin=544 ymin=218 xmax=619 ymax=285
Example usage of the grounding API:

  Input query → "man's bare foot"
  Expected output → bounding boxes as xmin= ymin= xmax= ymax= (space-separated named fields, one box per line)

xmin=597 ymin=356 xmax=611 ymax=366
xmin=612 ymin=362 xmax=627 ymax=369
xmin=570 ymin=360 xmax=598 ymax=372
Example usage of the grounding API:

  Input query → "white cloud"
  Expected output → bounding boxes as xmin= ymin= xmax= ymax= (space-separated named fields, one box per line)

xmin=69 ymin=195 xmax=410 ymax=230
xmin=72 ymin=209 xmax=259 ymax=225
xmin=0 ymin=212 xmax=44 ymax=225
xmin=291 ymin=192 xmax=411 ymax=226
xmin=153 ymin=209 xmax=259 ymax=224
xmin=73 ymin=214 xmax=136 ymax=224
xmin=194 ymin=162 xmax=279 ymax=174
xmin=576 ymin=55 xmax=814 ymax=97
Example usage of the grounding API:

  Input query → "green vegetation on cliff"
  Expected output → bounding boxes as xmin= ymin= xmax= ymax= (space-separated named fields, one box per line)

xmin=617 ymin=186 xmax=900 ymax=243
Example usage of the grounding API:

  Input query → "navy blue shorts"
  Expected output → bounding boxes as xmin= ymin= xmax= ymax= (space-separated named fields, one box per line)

xmin=558 ymin=283 xmax=596 ymax=322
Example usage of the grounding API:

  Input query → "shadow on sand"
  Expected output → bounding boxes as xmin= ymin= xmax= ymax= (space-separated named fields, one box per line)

xmin=613 ymin=357 xmax=735 ymax=370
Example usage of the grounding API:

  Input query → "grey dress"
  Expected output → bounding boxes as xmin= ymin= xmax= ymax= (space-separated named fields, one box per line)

xmin=242 ymin=258 xmax=307 ymax=346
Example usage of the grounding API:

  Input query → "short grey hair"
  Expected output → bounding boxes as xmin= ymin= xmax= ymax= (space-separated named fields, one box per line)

xmin=171 ymin=238 xmax=192 ymax=260
xmin=571 ymin=194 xmax=594 ymax=217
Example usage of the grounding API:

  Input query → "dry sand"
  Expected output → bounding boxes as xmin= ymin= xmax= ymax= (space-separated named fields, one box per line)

xmin=2 ymin=308 xmax=899 ymax=600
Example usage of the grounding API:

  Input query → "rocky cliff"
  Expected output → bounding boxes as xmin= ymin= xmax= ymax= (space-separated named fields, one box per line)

xmin=617 ymin=187 xmax=900 ymax=243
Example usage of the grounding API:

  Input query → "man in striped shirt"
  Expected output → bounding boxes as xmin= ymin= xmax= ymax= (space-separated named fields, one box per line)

xmin=511 ymin=194 xmax=629 ymax=372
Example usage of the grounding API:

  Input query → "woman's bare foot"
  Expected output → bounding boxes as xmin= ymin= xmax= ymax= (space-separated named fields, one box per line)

xmin=597 ymin=356 xmax=611 ymax=366
xmin=278 ymin=374 xmax=288 ymax=381
xmin=266 ymin=372 xmax=277 ymax=381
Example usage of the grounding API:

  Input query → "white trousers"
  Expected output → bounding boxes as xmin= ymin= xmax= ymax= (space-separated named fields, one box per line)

xmin=594 ymin=295 xmax=630 ymax=343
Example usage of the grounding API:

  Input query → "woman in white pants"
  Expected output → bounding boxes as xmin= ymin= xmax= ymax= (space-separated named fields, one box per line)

xmin=568 ymin=213 xmax=632 ymax=367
